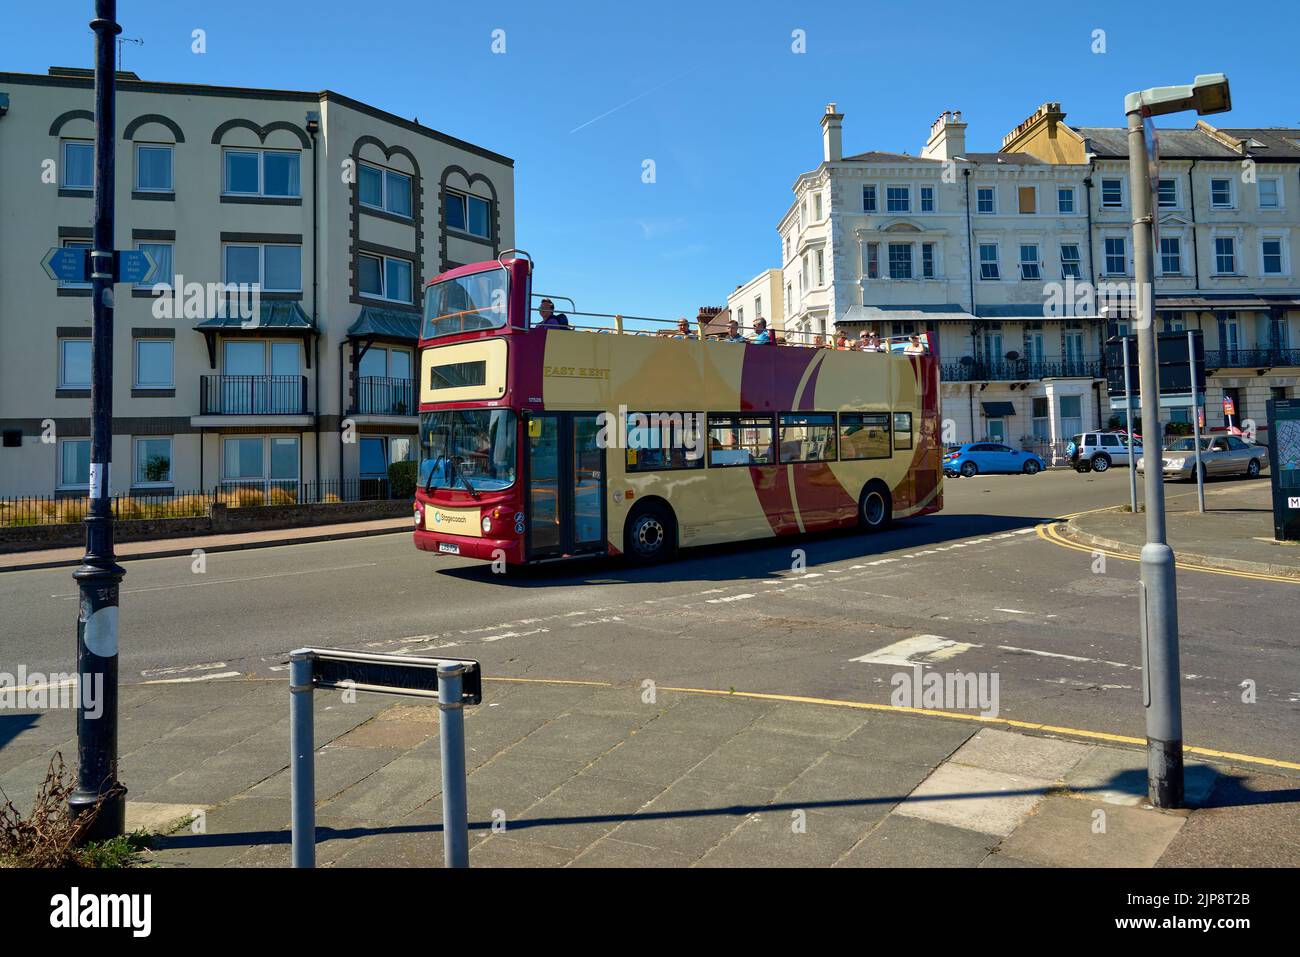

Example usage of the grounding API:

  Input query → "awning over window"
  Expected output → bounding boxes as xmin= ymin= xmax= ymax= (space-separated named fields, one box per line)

xmin=193 ymin=300 xmax=316 ymax=332
xmin=838 ymin=304 xmax=976 ymax=326
xmin=346 ymin=305 xmax=422 ymax=342
xmin=982 ymin=401 xmax=1016 ymax=417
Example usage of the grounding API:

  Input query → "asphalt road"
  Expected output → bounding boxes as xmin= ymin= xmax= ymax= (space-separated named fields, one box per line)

xmin=2 ymin=468 xmax=1296 ymax=764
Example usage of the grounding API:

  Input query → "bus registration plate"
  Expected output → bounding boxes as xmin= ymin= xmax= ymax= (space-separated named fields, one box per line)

xmin=438 ymin=542 xmax=460 ymax=555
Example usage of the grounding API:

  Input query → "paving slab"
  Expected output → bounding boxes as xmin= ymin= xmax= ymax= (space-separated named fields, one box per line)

xmin=603 ymin=776 xmax=778 ymax=860
xmin=998 ymin=794 xmax=1186 ymax=867
xmin=698 ymin=808 xmax=870 ymax=868
xmin=468 ymin=834 xmax=577 ymax=867
xmin=832 ymin=713 xmax=975 ymax=767
xmin=1157 ymin=771 xmax=1300 ymax=867
xmin=504 ymin=773 xmax=664 ymax=851
xmin=775 ymin=752 xmax=932 ymax=823
xmin=836 ymin=814 xmax=997 ymax=868
xmin=583 ymin=727 xmax=723 ymax=786
xmin=149 ymin=795 xmax=289 ymax=868
xmin=948 ymin=728 xmax=1094 ymax=781
xmin=569 ymin=836 xmax=695 ymax=868
xmin=1065 ymin=746 xmax=1219 ymax=807
xmin=895 ymin=763 xmax=1051 ymax=837
xmin=747 ymin=701 xmax=872 ymax=740
xmin=689 ymin=728 xmax=827 ymax=790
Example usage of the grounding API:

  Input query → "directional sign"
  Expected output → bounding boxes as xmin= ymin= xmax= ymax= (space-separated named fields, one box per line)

xmin=302 ymin=647 xmax=482 ymax=704
xmin=41 ymin=246 xmax=89 ymax=282
xmin=1223 ymin=395 xmax=1236 ymax=417
xmin=117 ymin=249 xmax=157 ymax=285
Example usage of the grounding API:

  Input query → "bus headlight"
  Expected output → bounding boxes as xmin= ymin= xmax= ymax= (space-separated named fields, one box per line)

xmin=414 ymin=503 xmax=422 ymax=527
xmin=482 ymin=515 xmax=492 ymax=534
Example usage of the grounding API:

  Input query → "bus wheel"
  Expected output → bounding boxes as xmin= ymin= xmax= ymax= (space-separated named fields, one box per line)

xmin=859 ymin=482 xmax=892 ymax=533
xmin=625 ymin=503 xmax=677 ymax=563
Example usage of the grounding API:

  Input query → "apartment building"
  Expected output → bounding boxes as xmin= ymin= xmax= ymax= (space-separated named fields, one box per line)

xmin=1002 ymin=103 xmax=1300 ymax=437
xmin=0 ymin=66 xmax=513 ymax=497
xmin=774 ymin=102 xmax=1299 ymax=452
xmin=778 ymin=104 xmax=1100 ymax=451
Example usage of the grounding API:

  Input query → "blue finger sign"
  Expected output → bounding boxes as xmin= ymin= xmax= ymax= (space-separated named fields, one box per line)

xmin=117 ymin=249 xmax=157 ymax=285
xmin=41 ymin=246 xmax=89 ymax=282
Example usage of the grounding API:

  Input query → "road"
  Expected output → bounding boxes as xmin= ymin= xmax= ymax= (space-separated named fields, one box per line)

xmin=2 ymin=468 xmax=1296 ymax=764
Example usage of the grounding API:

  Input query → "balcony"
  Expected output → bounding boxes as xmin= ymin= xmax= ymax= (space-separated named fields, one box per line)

xmin=941 ymin=356 xmax=1102 ymax=383
xmin=350 ymin=376 xmax=415 ymax=416
xmin=1204 ymin=348 xmax=1300 ymax=371
xmin=199 ymin=375 xmax=309 ymax=416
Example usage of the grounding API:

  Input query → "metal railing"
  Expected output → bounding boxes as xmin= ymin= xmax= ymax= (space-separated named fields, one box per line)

xmin=0 ymin=479 xmax=398 ymax=528
xmin=1203 ymin=347 xmax=1300 ymax=370
xmin=200 ymin=374 xmax=309 ymax=415
xmin=941 ymin=356 xmax=1103 ymax=382
xmin=351 ymin=376 xmax=415 ymax=416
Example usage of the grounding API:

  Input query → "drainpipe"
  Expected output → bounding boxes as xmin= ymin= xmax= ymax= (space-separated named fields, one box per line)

xmin=968 ymin=384 xmax=975 ymax=444
xmin=308 ymin=114 xmax=322 ymax=488
xmin=338 ymin=339 xmax=347 ymax=487
xmin=963 ymin=166 xmax=976 ymax=356
xmin=1187 ymin=158 xmax=1202 ymax=289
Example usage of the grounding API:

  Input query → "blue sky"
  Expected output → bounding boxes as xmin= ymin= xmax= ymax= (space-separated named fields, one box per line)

xmin=8 ymin=0 xmax=1297 ymax=321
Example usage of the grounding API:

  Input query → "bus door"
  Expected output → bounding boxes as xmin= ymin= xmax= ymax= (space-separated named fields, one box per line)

xmin=524 ymin=412 xmax=606 ymax=558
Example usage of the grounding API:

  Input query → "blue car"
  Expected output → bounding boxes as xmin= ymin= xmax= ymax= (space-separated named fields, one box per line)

xmin=944 ymin=443 xmax=1046 ymax=477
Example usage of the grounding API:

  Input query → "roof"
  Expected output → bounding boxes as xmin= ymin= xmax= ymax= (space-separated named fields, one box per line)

xmin=839 ymin=304 xmax=977 ymax=325
xmin=1074 ymin=125 xmax=1300 ymax=161
xmin=961 ymin=152 xmax=1044 ymax=165
xmin=346 ymin=305 xmax=422 ymax=341
xmin=193 ymin=300 xmax=315 ymax=332
xmin=841 ymin=150 xmax=938 ymax=164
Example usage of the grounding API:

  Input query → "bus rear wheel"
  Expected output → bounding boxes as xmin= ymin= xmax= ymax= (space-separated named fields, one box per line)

xmin=624 ymin=503 xmax=677 ymax=564
xmin=859 ymin=482 xmax=892 ymax=533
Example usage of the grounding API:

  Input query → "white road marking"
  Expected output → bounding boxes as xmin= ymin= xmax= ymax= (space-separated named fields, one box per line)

xmin=140 ymin=661 xmax=228 ymax=678
xmin=851 ymin=634 xmax=978 ymax=667
xmin=997 ymin=645 xmax=1139 ymax=670
xmin=141 ymin=671 xmax=242 ymax=684
xmin=706 ymin=593 xmax=755 ymax=604
xmin=993 ymin=608 xmax=1030 ymax=615
xmin=479 ymin=628 xmax=549 ymax=643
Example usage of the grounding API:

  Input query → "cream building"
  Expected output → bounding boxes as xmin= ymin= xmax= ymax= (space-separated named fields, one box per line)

xmin=0 ymin=66 xmax=513 ymax=497
xmin=726 ymin=268 xmax=784 ymax=334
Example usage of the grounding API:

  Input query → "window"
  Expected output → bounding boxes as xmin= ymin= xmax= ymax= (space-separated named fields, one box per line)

xmin=1214 ymin=236 xmax=1236 ymax=274
xmin=1258 ymin=178 xmax=1281 ymax=209
xmin=839 ymin=412 xmax=890 ymax=460
xmin=222 ymin=436 xmax=299 ymax=487
xmin=1060 ymin=243 xmax=1081 ymax=279
xmin=135 ymin=144 xmax=173 ymax=192
xmin=1157 ymin=179 xmax=1177 ymax=208
xmin=886 ymin=186 xmax=910 ymax=213
xmin=1019 ymin=244 xmax=1040 ymax=280
xmin=1059 ymin=395 xmax=1082 ymax=438
xmin=134 ymin=339 xmax=174 ymax=388
xmin=223 ymin=244 xmax=302 ymax=291
xmin=865 ymin=243 xmax=880 ymax=279
xmin=921 ymin=243 xmax=935 ymax=279
xmin=976 ymin=187 xmax=996 ymax=214
xmin=1032 ymin=397 xmax=1050 ymax=441
xmin=979 ymin=243 xmax=1000 ymax=280
xmin=223 ymin=149 xmax=300 ymax=197
xmin=59 ymin=240 xmax=91 ymax=289
xmin=862 ymin=184 xmax=878 ymax=212
xmin=1017 ymin=186 xmax=1037 ymax=214
xmin=624 ymin=411 xmax=705 ymax=472
xmin=135 ymin=242 xmax=174 ymax=289
xmin=1262 ymin=238 xmax=1284 ymax=275
xmin=445 ymin=190 xmax=492 ymax=238
xmin=59 ymin=438 xmax=90 ymax=488
xmin=708 ymin=414 xmax=775 ymax=467
xmin=1056 ymin=187 xmax=1075 ymax=214
xmin=888 ymin=243 xmax=913 ymax=279
xmin=1160 ymin=236 xmax=1182 ymax=275
xmin=134 ymin=437 xmax=172 ymax=486
xmin=62 ymin=141 xmax=93 ymax=189
xmin=1100 ymin=178 xmax=1123 ymax=208
xmin=816 ymin=249 xmax=825 ymax=286
xmin=892 ymin=412 xmax=913 ymax=451
xmin=1210 ymin=178 xmax=1233 ymax=208
xmin=778 ymin=413 xmax=837 ymax=463
xmin=359 ymin=163 xmax=413 ymax=218
xmin=754 ymin=295 xmax=762 ymax=318
xmin=813 ymin=192 xmax=823 ymax=220
xmin=920 ymin=185 xmax=935 ymax=212
xmin=59 ymin=339 xmax=91 ymax=388
xmin=357 ymin=252 xmax=414 ymax=303
xmin=1104 ymin=236 xmax=1127 ymax=275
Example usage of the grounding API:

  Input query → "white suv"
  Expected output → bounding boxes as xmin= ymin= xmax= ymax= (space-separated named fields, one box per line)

xmin=1067 ymin=432 xmax=1142 ymax=473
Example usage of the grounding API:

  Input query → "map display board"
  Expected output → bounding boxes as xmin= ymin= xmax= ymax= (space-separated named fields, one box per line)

xmin=1265 ymin=399 xmax=1300 ymax=541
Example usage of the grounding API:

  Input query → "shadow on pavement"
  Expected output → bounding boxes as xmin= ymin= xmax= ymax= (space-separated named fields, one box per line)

xmin=435 ymin=512 xmax=1054 ymax=588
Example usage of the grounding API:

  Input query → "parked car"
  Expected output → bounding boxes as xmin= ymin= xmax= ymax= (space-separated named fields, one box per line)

xmin=1137 ymin=435 xmax=1268 ymax=481
xmin=1067 ymin=432 xmax=1142 ymax=473
xmin=944 ymin=443 xmax=1046 ymax=477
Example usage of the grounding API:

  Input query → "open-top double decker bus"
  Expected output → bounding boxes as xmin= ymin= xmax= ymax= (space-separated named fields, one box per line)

xmin=412 ymin=252 xmax=941 ymax=566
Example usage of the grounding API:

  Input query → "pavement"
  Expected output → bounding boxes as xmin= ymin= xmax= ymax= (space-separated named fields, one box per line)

xmin=1058 ymin=477 xmax=1300 ymax=579
xmin=1 ymin=676 xmax=1295 ymax=868
xmin=0 ymin=516 xmax=412 ymax=573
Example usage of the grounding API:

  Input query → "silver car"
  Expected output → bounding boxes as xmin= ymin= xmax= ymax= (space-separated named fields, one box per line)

xmin=1137 ymin=435 xmax=1268 ymax=481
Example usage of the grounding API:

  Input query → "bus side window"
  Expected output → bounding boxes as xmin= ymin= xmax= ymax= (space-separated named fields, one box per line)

xmin=893 ymin=412 xmax=913 ymax=451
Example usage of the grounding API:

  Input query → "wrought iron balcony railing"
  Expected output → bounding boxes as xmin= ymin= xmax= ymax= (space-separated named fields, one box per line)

xmin=941 ymin=356 xmax=1103 ymax=382
xmin=199 ymin=375 xmax=309 ymax=415
xmin=350 ymin=376 xmax=415 ymax=416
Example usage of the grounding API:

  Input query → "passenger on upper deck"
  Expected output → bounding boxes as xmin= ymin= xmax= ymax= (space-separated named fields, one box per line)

xmin=904 ymin=334 xmax=927 ymax=355
xmin=673 ymin=318 xmax=697 ymax=340
xmin=752 ymin=317 xmax=773 ymax=345
xmin=723 ymin=318 xmax=747 ymax=343
xmin=537 ymin=299 xmax=570 ymax=329
xmin=834 ymin=331 xmax=851 ymax=350
xmin=862 ymin=332 xmax=884 ymax=352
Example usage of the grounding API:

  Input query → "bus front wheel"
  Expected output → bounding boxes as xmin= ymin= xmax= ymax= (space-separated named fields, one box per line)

xmin=624 ymin=503 xmax=677 ymax=563
xmin=859 ymin=482 xmax=893 ymax=533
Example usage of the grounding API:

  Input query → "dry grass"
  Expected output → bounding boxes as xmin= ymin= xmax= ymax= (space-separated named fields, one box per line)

xmin=0 ymin=753 xmax=132 ymax=868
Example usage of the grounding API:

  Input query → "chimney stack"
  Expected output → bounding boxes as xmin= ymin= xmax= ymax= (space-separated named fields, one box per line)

xmin=921 ymin=110 xmax=967 ymax=161
xmin=821 ymin=103 xmax=844 ymax=163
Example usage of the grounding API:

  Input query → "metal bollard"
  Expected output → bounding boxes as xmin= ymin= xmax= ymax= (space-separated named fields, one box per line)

xmin=290 ymin=651 xmax=316 ymax=868
xmin=438 ymin=661 xmax=469 ymax=868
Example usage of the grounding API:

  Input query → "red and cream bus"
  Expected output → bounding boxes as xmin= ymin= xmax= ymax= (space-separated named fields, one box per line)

xmin=412 ymin=252 xmax=941 ymax=565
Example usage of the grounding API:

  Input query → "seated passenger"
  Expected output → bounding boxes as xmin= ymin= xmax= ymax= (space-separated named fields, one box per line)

xmin=537 ymin=299 xmax=570 ymax=329
xmin=723 ymin=318 xmax=748 ymax=343
xmin=834 ymin=331 xmax=851 ymax=350
xmin=752 ymin=317 xmax=774 ymax=344
xmin=673 ymin=317 xmax=697 ymax=339
xmin=904 ymin=334 xmax=926 ymax=355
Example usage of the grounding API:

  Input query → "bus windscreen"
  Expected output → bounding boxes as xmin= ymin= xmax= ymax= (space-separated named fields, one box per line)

xmin=423 ymin=270 xmax=510 ymax=339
